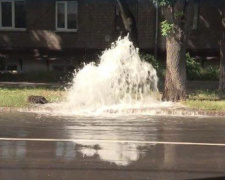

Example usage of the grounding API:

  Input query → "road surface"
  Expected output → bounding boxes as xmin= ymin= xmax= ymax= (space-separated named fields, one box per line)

xmin=0 ymin=112 xmax=225 ymax=180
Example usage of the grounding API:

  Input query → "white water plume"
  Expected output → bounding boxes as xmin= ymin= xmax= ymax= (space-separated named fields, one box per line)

xmin=27 ymin=36 xmax=164 ymax=115
xmin=65 ymin=36 xmax=159 ymax=111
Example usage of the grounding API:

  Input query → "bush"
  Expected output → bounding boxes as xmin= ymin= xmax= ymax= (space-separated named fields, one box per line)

xmin=186 ymin=53 xmax=219 ymax=81
xmin=200 ymin=66 xmax=219 ymax=81
xmin=186 ymin=53 xmax=202 ymax=80
xmin=141 ymin=53 xmax=219 ymax=81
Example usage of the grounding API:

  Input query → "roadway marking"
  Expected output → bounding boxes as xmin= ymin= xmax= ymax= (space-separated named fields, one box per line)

xmin=0 ymin=138 xmax=224 ymax=147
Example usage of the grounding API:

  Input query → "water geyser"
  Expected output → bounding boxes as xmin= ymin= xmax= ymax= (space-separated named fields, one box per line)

xmin=65 ymin=36 xmax=159 ymax=111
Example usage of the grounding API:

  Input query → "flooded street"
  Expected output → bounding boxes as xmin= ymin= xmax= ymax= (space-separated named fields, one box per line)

xmin=0 ymin=112 xmax=225 ymax=179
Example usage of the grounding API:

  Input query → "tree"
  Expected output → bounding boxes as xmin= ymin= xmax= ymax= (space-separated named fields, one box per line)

xmin=155 ymin=0 xmax=194 ymax=101
xmin=219 ymin=2 xmax=225 ymax=92
xmin=116 ymin=0 xmax=138 ymax=46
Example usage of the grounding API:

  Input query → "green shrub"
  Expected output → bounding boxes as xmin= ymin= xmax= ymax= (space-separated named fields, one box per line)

xmin=186 ymin=53 xmax=202 ymax=80
xmin=186 ymin=53 xmax=219 ymax=81
xmin=200 ymin=66 xmax=219 ymax=81
xmin=141 ymin=53 xmax=219 ymax=81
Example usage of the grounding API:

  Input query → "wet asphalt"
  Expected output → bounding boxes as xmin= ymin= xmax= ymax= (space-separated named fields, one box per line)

xmin=0 ymin=112 xmax=225 ymax=180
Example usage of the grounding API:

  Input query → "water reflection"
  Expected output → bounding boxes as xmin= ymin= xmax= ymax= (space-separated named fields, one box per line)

xmin=55 ymin=142 xmax=76 ymax=161
xmin=0 ymin=140 xmax=153 ymax=166
xmin=1 ymin=113 xmax=225 ymax=179
xmin=1 ymin=141 xmax=26 ymax=159
xmin=0 ymin=113 xmax=160 ymax=166
xmin=77 ymin=141 xmax=149 ymax=166
xmin=54 ymin=141 xmax=152 ymax=166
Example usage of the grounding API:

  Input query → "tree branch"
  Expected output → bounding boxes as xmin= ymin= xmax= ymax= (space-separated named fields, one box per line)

xmin=116 ymin=0 xmax=138 ymax=46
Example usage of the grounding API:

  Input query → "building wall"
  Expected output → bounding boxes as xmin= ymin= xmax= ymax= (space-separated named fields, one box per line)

xmin=0 ymin=0 xmax=116 ymax=50
xmin=137 ymin=0 xmax=155 ymax=49
xmin=0 ymin=0 xmax=118 ymax=72
xmin=0 ymin=0 xmax=223 ymax=72
xmin=0 ymin=0 xmax=222 ymax=51
xmin=188 ymin=0 xmax=222 ymax=53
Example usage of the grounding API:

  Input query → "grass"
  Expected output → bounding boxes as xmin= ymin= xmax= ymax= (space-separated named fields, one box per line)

xmin=183 ymin=101 xmax=225 ymax=111
xmin=182 ymin=90 xmax=225 ymax=111
xmin=1 ymin=87 xmax=225 ymax=112
xmin=0 ymin=87 xmax=64 ymax=108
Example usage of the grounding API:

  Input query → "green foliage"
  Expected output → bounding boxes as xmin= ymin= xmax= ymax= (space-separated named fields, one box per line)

xmin=152 ymin=0 xmax=176 ymax=6
xmin=186 ymin=53 xmax=202 ymax=80
xmin=141 ymin=53 xmax=219 ymax=81
xmin=174 ymin=11 xmax=184 ymax=18
xmin=161 ymin=20 xmax=173 ymax=36
xmin=153 ymin=0 xmax=186 ymax=37
xmin=201 ymin=66 xmax=219 ymax=81
xmin=186 ymin=53 xmax=219 ymax=81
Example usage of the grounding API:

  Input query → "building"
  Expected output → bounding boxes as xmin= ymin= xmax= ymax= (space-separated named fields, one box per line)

xmin=0 ymin=0 xmax=223 ymax=73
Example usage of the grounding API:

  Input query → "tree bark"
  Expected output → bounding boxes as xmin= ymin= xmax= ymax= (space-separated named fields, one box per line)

xmin=162 ymin=0 xmax=194 ymax=101
xmin=219 ymin=5 xmax=225 ymax=92
xmin=163 ymin=34 xmax=187 ymax=101
xmin=116 ymin=0 xmax=138 ymax=46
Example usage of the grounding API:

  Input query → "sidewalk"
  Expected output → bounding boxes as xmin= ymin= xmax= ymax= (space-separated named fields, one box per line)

xmin=0 ymin=82 xmax=62 ymax=88
xmin=0 ymin=81 xmax=219 ymax=90
xmin=187 ymin=81 xmax=218 ymax=90
xmin=159 ymin=81 xmax=219 ymax=91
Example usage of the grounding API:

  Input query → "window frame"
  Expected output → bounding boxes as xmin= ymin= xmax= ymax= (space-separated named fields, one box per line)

xmin=0 ymin=0 xmax=26 ymax=31
xmin=55 ymin=1 xmax=78 ymax=32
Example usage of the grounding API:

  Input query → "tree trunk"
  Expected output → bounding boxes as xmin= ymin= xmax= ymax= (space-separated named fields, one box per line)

xmin=162 ymin=0 xmax=194 ymax=101
xmin=163 ymin=35 xmax=186 ymax=101
xmin=116 ymin=0 xmax=138 ymax=46
xmin=219 ymin=5 xmax=225 ymax=92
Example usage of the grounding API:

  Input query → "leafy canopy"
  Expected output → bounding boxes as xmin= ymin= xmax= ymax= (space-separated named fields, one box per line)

xmin=152 ymin=0 xmax=177 ymax=6
xmin=152 ymin=0 xmax=187 ymax=36
xmin=161 ymin=20 xmax=173 ymax=36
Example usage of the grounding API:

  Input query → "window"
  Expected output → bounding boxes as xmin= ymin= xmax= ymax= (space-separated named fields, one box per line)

xmin=0 ymin=0 xmax=26 ymax=30
xmin=56 ymin=1 xmax=78 ymax=32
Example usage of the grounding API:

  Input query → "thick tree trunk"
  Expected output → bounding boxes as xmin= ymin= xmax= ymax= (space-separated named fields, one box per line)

xmin=163 ymin=35 xmax=186 ymax=101
xmin=219 ymin=6 xmax=225 ymax=92
xmin=116 ymin=0 xmax=138 ymax=46
xmin=162 ymin=0 xmax=194 ymax=101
